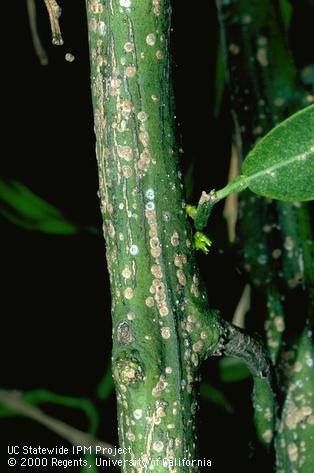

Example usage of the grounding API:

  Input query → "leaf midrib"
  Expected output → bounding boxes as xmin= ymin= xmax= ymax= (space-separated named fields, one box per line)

xmin=244 ymin=146 xmax=314 ymax=185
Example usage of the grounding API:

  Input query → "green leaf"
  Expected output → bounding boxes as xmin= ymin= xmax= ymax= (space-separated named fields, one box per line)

xmin=97 ymin=364 xmax=114 ymax=400
xmin=0 ymin=389 xmax=100 ymax=435
xmin=215 ymin=106 xmax=314 ymax=203
xmin=0 ymin=180 xmax=63 ymax=220
xmin=279 ymin=0 xmax=293 ymax=32
xmin=81 ymin=455 xmax=99 ymax=473
xmin=200 ymin=382 xmax=234 ymax=414
xmin=213 ymin=41 xmax=225 ymax=118
xmin=214 ymin=41 xmax=226 ymax=118
xmin=23 ymin=390 xmax=99 ymax=434
xmin=242 ymin=105 xmax=314 ymax=201
xmin=0 ymin=179 xmax=99 ymax=235
xmin=219 ymin=357 xmax=250 ymax=383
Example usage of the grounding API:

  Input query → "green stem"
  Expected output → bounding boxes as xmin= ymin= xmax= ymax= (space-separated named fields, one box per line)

xmin=194 ymin=176 xmax=248 ymax=230
xmin=265 ymin=289 xmax=285 ymax=364
xmin=85 ymin=1 xmax=277 ymax=469
xmin=216 ymin=0 xmax=314 ymax=469
xmin=86 ymin=1 xmax=219 ymax=468
xmin=275 ymin=327 xmax=314 ymax=472
xmin=218 ymin=320 xmax=277 ymax=445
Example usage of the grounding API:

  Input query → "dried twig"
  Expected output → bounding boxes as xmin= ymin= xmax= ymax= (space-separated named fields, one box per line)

xmin=0 ymin=389 xmax=115 ymax=459
xmin=43 ymin=0 xmax=64 ymax=45
xmin=232 ymin=283 xmax=251 ymax=329
xmin=27 ymin=0 xmax=48 ymax=65
xmin=223 ymin=143 xmax=239 ymax=243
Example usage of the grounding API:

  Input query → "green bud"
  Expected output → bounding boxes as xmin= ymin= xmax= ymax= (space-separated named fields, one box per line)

xmin=194 ymin=231 xmax=212 ymax=254
xmin=185 ymin=204 xmax=197 ymax=219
